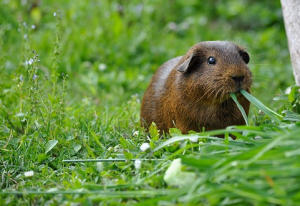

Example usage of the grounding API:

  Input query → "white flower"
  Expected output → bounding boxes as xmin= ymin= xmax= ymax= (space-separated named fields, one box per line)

xmin=98 ymin=63 xmax=107 ymax=71
xmin=134 ymin=159 xmax=142 ymax=170
xmin=24 ymin=171 xmax=34 ymax=177
xmin=164 ymin=158 xmax=196 ymax=187
xmin=95 ymin=162 xmax=104 ymax=172
xmin=31 ymin=25 xmax=36 ymax=29
xmin=140 ymin=143 xmax=151 ymax=152
xmin=231 ymin=161 xmax=238 ymax=166
xmin=26 ymin=58 xmax=34 ymax=65
xmin=167 ymin=22 xmax=177 ymax=31
xmin=189 ymin=135 xmax=199 ymax=142
xmin=53 ymin=12 xmax=57 ymax=17
xmin=138 ymin=75 xmax=144 ymax=81
xmin=133 ymin=131 xmax=139 ymax=137
xmin=285 ymin=86 xmax=292 ymax=94
xmin=114 ymin=144 xmax=123 ymax=152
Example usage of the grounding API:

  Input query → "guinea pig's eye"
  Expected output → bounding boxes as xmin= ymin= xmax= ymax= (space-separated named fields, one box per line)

xmin=207 ymin=56 xmax=216 ymax=65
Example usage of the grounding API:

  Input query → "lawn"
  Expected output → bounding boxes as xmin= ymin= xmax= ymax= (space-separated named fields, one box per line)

xmin=1 ymin=0 xmax=300 ymax=205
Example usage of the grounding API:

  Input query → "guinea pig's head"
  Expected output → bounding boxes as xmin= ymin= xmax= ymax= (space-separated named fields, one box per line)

xmin=176 ymin=41 xmax=252 ymax=102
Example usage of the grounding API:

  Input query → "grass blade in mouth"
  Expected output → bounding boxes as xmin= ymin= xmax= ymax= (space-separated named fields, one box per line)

xmin=230 ymin=92 xmax=249 ymax=126
xmin=240 ymin=89 xmax=282 ymax=124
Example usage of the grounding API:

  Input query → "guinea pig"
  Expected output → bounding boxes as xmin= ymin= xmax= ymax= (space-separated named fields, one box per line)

xmin=140 ymin=41 xmax=252 ymax=135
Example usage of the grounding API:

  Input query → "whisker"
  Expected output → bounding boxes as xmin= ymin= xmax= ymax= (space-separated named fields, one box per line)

xmin=213 ymin=87 xmax=222 ymax=102
xmin=196 ymin=84 xmax=215 ymax=103
xmin=206 ymin=87 xmax=217 ymax=100
xmin=196 ymin=88 xmax=213 ymax=103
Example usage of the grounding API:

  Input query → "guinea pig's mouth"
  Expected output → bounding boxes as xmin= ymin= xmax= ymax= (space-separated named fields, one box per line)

xmin=225 ymin=89 xmax=246 ymax=100
xmin=228 ymin=83 xmax=250 ymax=93
xmin=228 ymin=76 xmax=252 ymax=94
xmin=210 ymin=87 xmax=248 ymax=103
xmin=229 ymin=89 xmax=242 ymax=94
xmin=228 ymin=89 xmax=244 ymax=95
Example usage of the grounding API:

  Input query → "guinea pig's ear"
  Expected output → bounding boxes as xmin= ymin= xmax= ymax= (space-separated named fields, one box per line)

xmin=177 ymin=52 xmax=195 ymax=73
xmin=237 ymin=46 xmax=250 ymax=64
xmin=239 ymin=50 xmax=250 ymax=64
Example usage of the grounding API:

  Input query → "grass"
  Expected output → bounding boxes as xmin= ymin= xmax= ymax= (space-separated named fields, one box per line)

xmin=1 ymin=0 xmax=300 ymax=205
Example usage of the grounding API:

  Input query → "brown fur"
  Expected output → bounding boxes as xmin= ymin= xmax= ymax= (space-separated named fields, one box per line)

xmin=140 ymin=41 xmax=252 ymax=135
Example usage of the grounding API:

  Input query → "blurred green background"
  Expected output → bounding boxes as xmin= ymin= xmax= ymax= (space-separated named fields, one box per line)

xmin=0 ymin=0 xmax=294 ymax=109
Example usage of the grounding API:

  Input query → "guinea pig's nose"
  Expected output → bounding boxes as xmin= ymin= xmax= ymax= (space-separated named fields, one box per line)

xmin=232 ymin=76 xmax=245 ymax=84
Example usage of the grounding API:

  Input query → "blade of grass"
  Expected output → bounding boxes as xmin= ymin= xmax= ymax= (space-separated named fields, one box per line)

xmin=152 ymin=136 xmax=221 ymax=153
xmin=230 ymin=92 xmax=249 ymax=125
xmin=240 ymin=89 xmax=282 ymax=124
xmin=63 ymin=159 xmax=165 ymax=162
xmin=0 ymin=189 xmax=175 ymax=197
xmin=152 ymin=126 xmax=277 ymax=153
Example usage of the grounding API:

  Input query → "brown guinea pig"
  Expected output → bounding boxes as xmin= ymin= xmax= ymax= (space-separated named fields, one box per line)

xmin=140 ymin=41 xmax=252 ymax=135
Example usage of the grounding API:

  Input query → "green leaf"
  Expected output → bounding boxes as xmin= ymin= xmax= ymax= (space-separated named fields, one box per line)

xmin=273 ymin=94 xmax=288 ymax=101
xmin=123 ymin=150 xmax=134 ymax=160
xmin=169 ymin=128 xmax=182 ymax=136
xmin=230 ymin=93 xmax=249 ymax=125
xmin=37 ymin=153 xmax=47 ymax=162
xmin=288 ymin=88 xmax=295 ymax=103
xmin=149 ymin=122 xmax=159 ymax=141
xmin=164 ymin=158 xmax=197 ymax=187
xmin=153 ymin=136 xmax=197 ymax=153
xmin=45 ymin=140 xmax=58 ymax=154
xmin=83 ymin=138 xmax=96 ymax=158
xmin=288 ymin=86 xmax=300 ymax=103
xmin=240 ymin=89 xmax=282 ymax=124
xmin=119 ymin=137 xmax=131 ymax=149
xmin=282 ymin=110 xmax=300 ymax=122
xmin=72 ymin=143 xmax=82 ymax=153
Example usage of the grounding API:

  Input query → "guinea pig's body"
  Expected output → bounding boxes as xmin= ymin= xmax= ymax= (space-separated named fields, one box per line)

xmin=140 ymin=41 xmax=252 ymax=134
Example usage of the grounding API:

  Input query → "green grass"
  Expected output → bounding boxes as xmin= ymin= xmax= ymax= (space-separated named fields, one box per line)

xmin=1 ymin=0 xmax=300 ymax=205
